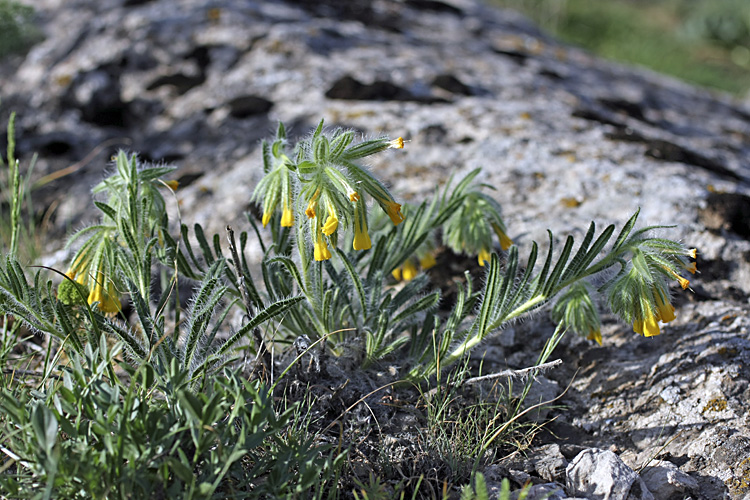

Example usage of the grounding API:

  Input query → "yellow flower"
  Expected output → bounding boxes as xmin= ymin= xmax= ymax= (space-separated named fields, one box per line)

xmin=305 ymin=188 xmax=321 ymax=219
xmin=478 ymin=247 xmax=491 ymax=267
xmin=164 ymin=180 xmax=179 ymax=191
xmin=353 ymin=201 xmax=371 ymax=251
xmin=685 ymin=262 xmax=697 ymax=274
xmin=88 ymin=273 xmax=121 ymax=314
xmin=67 ymin=271 xmax=86 ymax=286
xmin=262 ymin=211 xmax=273 ymax=227
xmin=314 ymin=232 xmax=332 ymax=261
xmin=676 ymin=275 xmax=690 ymax=290
xmin=633 ymin=310 xmax=660 ymax=337
xmin=280 ymin=201 xmax=294 ymax=227
xmin=688 ymin=248 xmax=697 ymax=259
xmin=349 ymin=191 xmax=360 ymax=202
xmin=654 ymin=291 xmax=675 ymax=323
xmin=392 ymin=267 xmax=402 ymax=281
xmin=66 ymin=257 xmax=89 ymax=285
xmin=419 ymin=252 xmax=437 ymax=270
xmin=384 ymin=200 xmax=404 ymax=226
xmin=492 ymin=223 xmax=513 ymax=251
xmin=353 ymin=224 xmax=372 ymax=251
xmin=587 ymin=329 xmax=602 ymax=345
xmin=322 ymin=204 xmax=338 ymax=236
xmin=402 ymin=260 xmax=418 ymax=281
xmin=663 ymin=265 xmax=690 ymax=289
xmin=388 ymin=137 xmax=405 ymax=149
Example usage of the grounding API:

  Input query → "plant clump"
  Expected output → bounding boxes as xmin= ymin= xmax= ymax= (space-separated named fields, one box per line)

xmin=0 ymin=117 xmax=696 ymax=497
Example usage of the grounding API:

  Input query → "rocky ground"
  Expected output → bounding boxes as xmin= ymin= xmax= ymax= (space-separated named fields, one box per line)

xmin=2 ymin=0 xmax=750 ymax=498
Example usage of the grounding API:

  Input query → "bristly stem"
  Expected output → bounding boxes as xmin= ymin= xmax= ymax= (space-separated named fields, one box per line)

xmin=226 ymin=225 xmax=270 ymax=376
xmin=7 ymin=113 xmax=21 ymax=259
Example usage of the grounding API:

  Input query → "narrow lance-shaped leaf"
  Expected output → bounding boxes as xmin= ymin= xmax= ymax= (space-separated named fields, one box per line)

xmin=214 ymin=295 xmax=305 ymax=358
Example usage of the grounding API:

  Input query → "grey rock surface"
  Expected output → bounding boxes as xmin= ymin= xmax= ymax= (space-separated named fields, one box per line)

xmin=566 ymin=448 xmax=654 ymax=500
xmin=2 ymin=0 xmax=750 ymax=497
xmin=640 ymin=460 xmax=700 ymax=500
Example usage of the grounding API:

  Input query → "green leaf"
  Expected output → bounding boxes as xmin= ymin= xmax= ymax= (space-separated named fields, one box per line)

xmin=214 ymin=295 xmax=305 ymax=357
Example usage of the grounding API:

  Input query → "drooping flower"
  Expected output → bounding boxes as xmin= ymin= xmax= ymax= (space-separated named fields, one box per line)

xmin=419 ymin=252 xmax=437 ymax=270
xmin=654 ymin=290 xmax=675 ymax=323
xmin=353 ymin=199 xmax=371 ymax=251
xmin=314 ymin=231 xmax=332 ymax=261
xmin=322 ymin=203 xmax=339 ymax=236
xmin=392 ymin=267 xmax=402 ymax=281
xmin=163 ymin=180 xmax=179 ymax=191
xmin=88 ymin=271 xmax=121 ymax=314
xmin=675 ymin=274 xmax=690 ymax=290
xmin=492 ymin=223 xmax=513 ymax=251
xmin=478 ymin=247 xmax=491 ymax=267
xmin=587 ymin=329 xmax=602 ymax=345
xmin=661 ymin=264 xmax=691 ymax=290
xmin=280 ymin=200 xmax=294 ymax=227
xmin=305 ymin=188 xmax=321 ymax=219
xmin=262 ymin=211 xmax=273 ymax=227
xmin=383 ymin=199 xmax=405 ymax=226
xmin=685 ymin=262 xmax=697 ymax=274
xmin=633 ymin=309 xmax=660 ymax=337
xmin=66 ymin=253 xmax=89 ymax=285
xmin=401 ymin=260 xmax=418 ymax=281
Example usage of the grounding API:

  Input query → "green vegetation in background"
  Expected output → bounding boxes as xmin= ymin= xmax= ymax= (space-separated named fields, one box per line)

xmin=490 ymin=0 xmax=750 ymax=96
xmin=0 ymin=0 xmax=41 ymax=60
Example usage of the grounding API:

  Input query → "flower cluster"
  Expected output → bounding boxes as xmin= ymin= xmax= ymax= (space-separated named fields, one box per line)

xmin=58 ymin=152 xmax=179 ymax=314
xmin=58 ymin=228 xmax=121 ymax=314
xmin=392 ymin=251 xmax=437 ymax=281
xmin=607 ymin=240 xmax=697 ymax=338
xmin=253 ymin=122 xmax=406 ymax=261
xmin=443 ymin=188 xmax=512 ymax=267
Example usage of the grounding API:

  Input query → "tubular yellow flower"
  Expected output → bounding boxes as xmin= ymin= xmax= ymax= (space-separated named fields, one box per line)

xmin=280 ymin=201 xmax=294 ymax=227
xmin=654 ymin=291 xmax=675 ymax=323
xmin=388 ymin=137 xmax=405 ymax=149
xmin=392 ymin=267 xmax=402 ymax=281
xmin=262 ymin=211 xmax=273 ymax=227
xmin=419 ymin=252 xmax=437 ymax=270
xmin=478 ymin=247 xmax=491 ymax=267
xmin=349 ymin=191 xmax=360 ymax=202
xmin=688 ymin=248 xmax=697 ymax=259
xmin=492 ymin=223 xmax=513 ymax=250
xmin=633 ymin=310 xmax=660 ymax=337
xmin=402 ymin=260 xmax=418 ymax=281
xmin=685 ymin=262 xmax=697 ymax=274
xmin=587 ymin=329 xmax=602 ymax=345
xmin=164 ymin=180 xmax=179 ymax=191
xmin=676 ymin=275 xmax=690 ymax=290
xmin=353 ymin=223 xmax=372 ymax=250
xmin=88 ymin=275 xmax=121 ymax=314
xmin=662 ymin=265 xmax=690 ymax=289
xmin=65 ymin=272 xmax=85 ymax=285
xmin=353 ymin=200 xmax=371 ymax=251
xmin=305 ymin=188 xmax=321 ymax=219
xmin=314 ymin=232 xmax=332 ymax=261
xmin=322 ymin=204 xmax=338 ymax=236
xmin=384 ymin=199 xmax=404 ymax=226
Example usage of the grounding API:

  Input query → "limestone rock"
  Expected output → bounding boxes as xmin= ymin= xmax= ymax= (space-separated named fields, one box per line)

xmin=640 ymin=460 xmax=699 ymax=500
xmin=566 ymin=448 xmax=654 ymax=500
